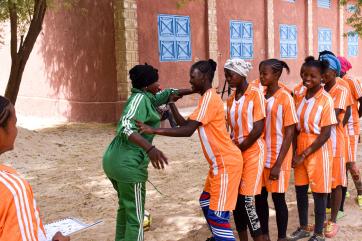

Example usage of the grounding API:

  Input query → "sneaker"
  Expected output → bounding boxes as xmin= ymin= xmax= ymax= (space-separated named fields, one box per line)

xmin=206 ymin=238 xmax=215 ymax=241
xmin=308 ymin=234 xmax=325 ymax=241
xmin=346 ymin=191 xmax=350 ymax=198
xmin=288 ymin=227 xmax=311 ymax=240
xmin=357 ymin=195 xmax=362 ymax=209
xmin=325 ymin=208 xmax=331 ymax=214
xmin=336 ymin=210 xmax=345 ymax=221
xmin=324 ymin=221 xmax=340 ymax=238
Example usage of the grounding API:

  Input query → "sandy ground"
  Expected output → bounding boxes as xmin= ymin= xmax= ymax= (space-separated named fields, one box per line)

xmin=2 ymin=123 xmax=362 ymax=241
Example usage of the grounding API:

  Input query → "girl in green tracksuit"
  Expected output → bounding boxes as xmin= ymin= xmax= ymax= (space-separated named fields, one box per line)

xmin=103 ymin=63 xmax=192 ymax=241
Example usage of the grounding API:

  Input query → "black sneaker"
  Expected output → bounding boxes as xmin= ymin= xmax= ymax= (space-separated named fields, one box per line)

xmin=206 ymin=237 xmax=215 ymax=241
xmin=287 ymin=227 xmax=311 ymax=241
xmin=308 ymin=234 xmax=325 ymax=241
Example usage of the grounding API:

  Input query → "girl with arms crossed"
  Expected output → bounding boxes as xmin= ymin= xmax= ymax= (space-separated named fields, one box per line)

xmin=224 ymin=59 xmax=266 ymax=241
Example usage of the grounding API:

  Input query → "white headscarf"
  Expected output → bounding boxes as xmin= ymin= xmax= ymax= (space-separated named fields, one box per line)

xmin=224 ymin=58 xmax=253 ymax=77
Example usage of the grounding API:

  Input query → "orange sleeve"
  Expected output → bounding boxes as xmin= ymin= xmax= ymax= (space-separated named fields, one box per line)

xmin=334 ymin=87 xmax=348 ymax=111
xmin=252 ymin=89 xmax=266 ymax=122
xmin=189 ymin=91 xmax=217 ymax=125
xmin=346 ymin=88 xmax=353 ymax=107
xmin=283 ymin=93 xmax=299 ymax=127
xmin=321 ymin=95 xmax=338 ymax=127
xmin=349 ymin=78 xmax=362 ymax=100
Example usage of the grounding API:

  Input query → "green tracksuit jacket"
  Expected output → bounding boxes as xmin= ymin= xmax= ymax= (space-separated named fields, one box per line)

xmin=103 ymin=88 xmax=178 ymax=183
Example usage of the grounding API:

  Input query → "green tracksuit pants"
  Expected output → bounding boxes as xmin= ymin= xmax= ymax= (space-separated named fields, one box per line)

xmin=110 ymin=179 xmax=146 ymax=241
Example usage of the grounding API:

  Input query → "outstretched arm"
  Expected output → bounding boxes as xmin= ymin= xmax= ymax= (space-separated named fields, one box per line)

xmin=136 ymin=119 xmax=200 ymax=137
xmin=168 ymin=102 xmax=187 ymax=126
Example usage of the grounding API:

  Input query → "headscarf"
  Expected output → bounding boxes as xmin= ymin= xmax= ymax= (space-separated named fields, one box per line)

xmin=319 ymin=54 xmax=341 ymax=76
xmin=337 ymin=56 xmax=352 ymax=74
xmin=224 ymin=58 xmax=253 ymax=77
xmin=129 ymin=63 xmax=159 ymax=89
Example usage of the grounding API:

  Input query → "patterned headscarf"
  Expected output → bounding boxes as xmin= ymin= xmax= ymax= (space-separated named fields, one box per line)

xmin=224 ymin=58 xmax=253 ymax=77
xmin=319 ymin=54 xmax=341 ymax=76
xmin=337 ymin=56 xmax=352 ymax=74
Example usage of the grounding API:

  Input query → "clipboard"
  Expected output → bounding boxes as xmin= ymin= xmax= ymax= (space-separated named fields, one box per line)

xmin=45 ymin=217 xmax=102 ymax=241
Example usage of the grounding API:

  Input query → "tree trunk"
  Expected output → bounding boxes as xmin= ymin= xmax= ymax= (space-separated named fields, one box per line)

xmin=4 ymin=0 xmax=47 ymax=105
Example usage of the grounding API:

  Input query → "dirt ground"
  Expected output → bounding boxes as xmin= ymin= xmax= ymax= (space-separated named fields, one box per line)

xmin=2 ymin=123 xmax=362 ymax=241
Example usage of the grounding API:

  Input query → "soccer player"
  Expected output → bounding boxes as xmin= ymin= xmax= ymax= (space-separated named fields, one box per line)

xmin=257 ymin=59 xmax=298 ymax=241
xmin=0 ymin=96 xmax=70 ymax=241
xmin=289 ymin=57 xmax=337 ymax=241
xmin=137 ymin=59 xmax=243 ymax=241
xmin=224 ymin=58 xmax=266 ymax=241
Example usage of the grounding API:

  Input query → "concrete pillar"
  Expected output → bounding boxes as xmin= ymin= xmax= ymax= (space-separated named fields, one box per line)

xmin=207 ymin=0 xmax=219 ymax=88
xmin=266 ymin=0 xmax=275 ymax=58
xmin=307 ymin=0 xmax=314 ymax=56
xmin=113 ymin=0 xmax=139 ymax=103
xmin=339 ymin=2 xmax=344 ymax=56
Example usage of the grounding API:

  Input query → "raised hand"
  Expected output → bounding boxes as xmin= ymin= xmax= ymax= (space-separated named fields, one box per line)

xmin=168 ymin=94 xmax=182 ymax=103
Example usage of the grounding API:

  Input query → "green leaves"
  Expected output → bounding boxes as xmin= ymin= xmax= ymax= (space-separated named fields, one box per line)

xmin=341 ymin=0 xmax=362 ymax=36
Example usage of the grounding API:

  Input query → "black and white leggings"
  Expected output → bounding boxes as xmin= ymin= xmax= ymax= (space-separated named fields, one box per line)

xmin=233 ymin=194 xmax=263 ymax=237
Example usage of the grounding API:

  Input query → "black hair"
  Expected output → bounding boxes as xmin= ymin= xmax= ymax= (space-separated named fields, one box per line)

xmin=259 ymin=59 xmax=290 ymax=78
xmin=129 ymin=63 xmax=159 ymax=89
xmin=318 ymin=50 xmax=336 ymax=60
xmin=191 ymin=59 xmax=217 ymax=82
xmin=0 ymin=96 xmax=11 ymax=128
xmin=302 ymin=56 xmax=330 ymax=74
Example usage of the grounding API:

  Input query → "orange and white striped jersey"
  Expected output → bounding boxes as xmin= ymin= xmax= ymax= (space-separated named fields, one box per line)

xmin=189 ymin=88 xmax=243 ymax=175
xmin=0 ymin=165 xmax=47 ymax=241
xmin=343 ymin=75 xmax=362 ymax=135
xmin=226 ymin=84 xmax=266 ymax=145
xmin=327 ymin=82 xmax=349 ymax=157
xmin=252 ymin=79 xmax=292 ymax=95
xmin=293 ymin=82 xmax=306 ymax=105
xmin=337 ymin=77 xmax=353 ymax=108
xmin=296 ymin=88 xmax=337 ymax=134
xmin=264 ymin=88 xmax=298 ymax=170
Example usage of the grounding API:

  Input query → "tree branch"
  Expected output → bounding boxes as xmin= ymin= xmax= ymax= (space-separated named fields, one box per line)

xmin=8 ymin=0 xmax=18 ymax=60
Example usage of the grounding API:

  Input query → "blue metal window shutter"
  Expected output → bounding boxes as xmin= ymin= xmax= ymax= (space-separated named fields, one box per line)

xmin=230 ymin=20 xmax=253 ymax=59
xmin=318 ymin=0 xmax=331 ymax=8
xmin=175 ymin=16 xmax=191 ymax=60
xmin=280 ymin=24 xmax=297 ymax=59
xmin=348 ymin=32 xmax=359 ymax=57
xmin=158 ymin=14 xmax=191 ymax=62
xmin=318 ymin=28 xmax=332 ymax=52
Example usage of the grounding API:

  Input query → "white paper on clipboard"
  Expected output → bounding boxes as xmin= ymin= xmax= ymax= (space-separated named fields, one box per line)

xmin=45 ymin=217 xmax=102 ymax=241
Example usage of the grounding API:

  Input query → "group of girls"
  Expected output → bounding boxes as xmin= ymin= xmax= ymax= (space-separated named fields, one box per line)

xmin=103 ymin=52 xmax=362 ymax=241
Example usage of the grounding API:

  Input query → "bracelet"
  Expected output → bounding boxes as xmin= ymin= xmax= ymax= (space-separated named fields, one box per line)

xmin=146 ymin=145 xmax=155 ymax=154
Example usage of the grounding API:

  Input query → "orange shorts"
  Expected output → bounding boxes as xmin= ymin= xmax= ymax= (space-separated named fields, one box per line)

xmin=239 ymin=139 xmax=266 ymax=196
xmin=263 ymin=168 xmax=291 ymax=193
xmin=331 ymin=157 xmax=347 ymax=189
xmin=347 ymin=135 xmax=359 ymax=163
xmin=204 ymin=169 xmax=242 ymax=211
xmin=294 ymin=133 xmax=333 ymax=193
